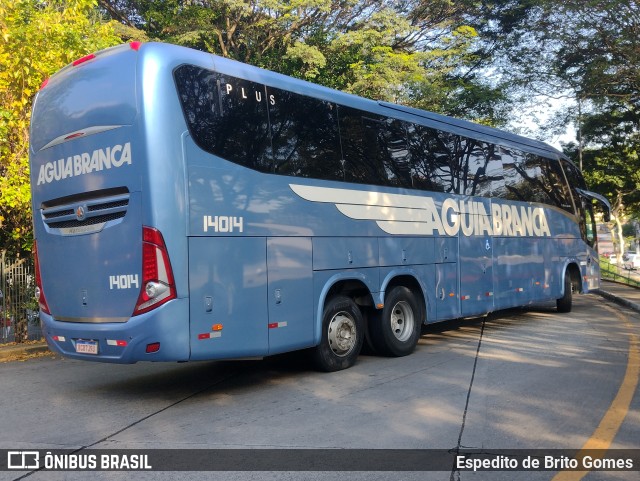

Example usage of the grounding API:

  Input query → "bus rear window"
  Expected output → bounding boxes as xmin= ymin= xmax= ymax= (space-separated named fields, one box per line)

xmin=174 ymin=65 xmax=272 ymax=172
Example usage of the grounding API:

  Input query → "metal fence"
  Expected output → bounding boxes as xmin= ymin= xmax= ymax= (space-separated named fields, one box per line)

xmin=1 ymin=252 xmax=42 ymax=344
xmin=601 ymin=262 xmax=640 ymax=288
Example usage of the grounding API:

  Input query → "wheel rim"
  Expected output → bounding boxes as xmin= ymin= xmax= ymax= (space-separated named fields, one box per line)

xmin=390 ymin=300 xmax=415 ymax=342
xmin=327 ymin=311 xmax=357 ymax=357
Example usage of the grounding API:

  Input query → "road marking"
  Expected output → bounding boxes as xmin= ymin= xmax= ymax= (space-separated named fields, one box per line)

xmin=552 ymin=306 xmax=639 ymax=481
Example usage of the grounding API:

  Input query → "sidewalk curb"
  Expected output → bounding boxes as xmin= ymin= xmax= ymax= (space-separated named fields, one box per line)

xmin=0 ymin=342 xmax=50 ymax=360
xmin=592 ymin=289 xmax=640 ymax=314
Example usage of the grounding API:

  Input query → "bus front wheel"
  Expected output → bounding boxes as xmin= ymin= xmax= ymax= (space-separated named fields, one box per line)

xmin=312 ymin=295 xmax=364 ymax=372
xmin=557 ymin=271 xmax=573 ymax=313
xmin=369 ymin=286 xmax=421 ymax=357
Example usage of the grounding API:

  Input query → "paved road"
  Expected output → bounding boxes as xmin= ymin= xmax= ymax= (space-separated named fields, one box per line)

xmin=0 ymin=293 xmax=638 ymax=481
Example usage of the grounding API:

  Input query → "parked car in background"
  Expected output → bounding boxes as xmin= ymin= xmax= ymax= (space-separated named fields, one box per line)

xmin=623 ymin=253 xmax=640 ymax=270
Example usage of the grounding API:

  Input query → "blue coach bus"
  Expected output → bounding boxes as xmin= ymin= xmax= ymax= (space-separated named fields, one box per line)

xmin=30 ymin=42 xmax=610 ymax=371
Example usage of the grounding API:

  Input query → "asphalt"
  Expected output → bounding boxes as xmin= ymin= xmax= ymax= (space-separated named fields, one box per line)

xmin=1 ymin=280 xmax=639 ymax=361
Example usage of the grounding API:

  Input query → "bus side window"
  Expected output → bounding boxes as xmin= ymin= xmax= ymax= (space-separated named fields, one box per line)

xmin=540 ymin=159 xmax=574 ymax=213
xmin=406 ymin=123 xmax=447 ymax=192
xmin=484 ymin=146 xmax=504 ymax=198
xmin=585 ymin=203 xmax=596 ymax=247
xmin=380 ymin=119 xmax=412 ymax=189
xmin=213 ymin=75 xmax=272 ymax=172
xmin=500 ymin=147 xmax=526 ymax=201
xmin=459 ymin=139 xmax=492 ymax=197
xmin=174 ymin=66 xmax=272 ymax=172
xmin=338 ymin=107 xmax=388 ymax=185
xmin=561 ymin=160 xmax=594 ymax=245
xmin=519 ymin=155 xmax=553 ymax=205
xmin=267 ymin=88 xmax=343 ymax=181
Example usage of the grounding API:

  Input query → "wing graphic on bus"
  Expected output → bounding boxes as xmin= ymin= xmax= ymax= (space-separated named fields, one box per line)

xmin=289 ymin=184 xmax=443 ymax=235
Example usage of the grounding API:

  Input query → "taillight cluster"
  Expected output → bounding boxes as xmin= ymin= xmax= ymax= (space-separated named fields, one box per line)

xmin=133 ymin=227 xmax=177 ymax=315
xmin=33 ymin=241 xmax=51 ymax=314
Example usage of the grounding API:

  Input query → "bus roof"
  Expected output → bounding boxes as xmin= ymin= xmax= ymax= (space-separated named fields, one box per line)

xmin=39 ymin=41 xmax=568 ymax=163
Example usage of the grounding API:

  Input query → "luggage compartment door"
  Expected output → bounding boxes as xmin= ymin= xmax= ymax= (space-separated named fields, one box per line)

xmin=267 ymin=237 xmax=314 ymax=355
xmin=188 ymin=237 xmax=268 ymax=360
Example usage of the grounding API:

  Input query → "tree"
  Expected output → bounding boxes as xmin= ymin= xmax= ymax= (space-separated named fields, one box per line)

xmin=0 ymin=0 xmax=120 ymax=257
xmin=462 ymin=0 xmax=639 ymax=218
xmin=98 ymin=0 xmax=510 ymax=124
xmin=556 ymin=1 xmax=639 ymax=255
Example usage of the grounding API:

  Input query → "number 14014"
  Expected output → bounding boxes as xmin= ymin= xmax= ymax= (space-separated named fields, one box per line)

xmin=203 ymin=215 xmax=244 ymax=233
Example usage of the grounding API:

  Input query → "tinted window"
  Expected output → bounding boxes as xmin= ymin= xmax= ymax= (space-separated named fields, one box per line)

xmin=499 ymin=147 xmax=527 ymax=201
xmin=174 ymin=65 xmax=271 ymax=172
xmin=406 ymin=124 xmax=455 ymax=193
xmin=518 ymin=155 xmax=553 ymax=204
xmin=561 ymin=160 xmax=587 ymax=191
xmin=458 ymin=139 xmax=494 ymax=197
xmin=268 ymin=88 xmax=343 ymax=180
xmin=544 ymin=160 xmax=573 ymax=212
xmin=493 ymin=149 xmax=573 ymax=210
xmin=562 ymin=160 xmax=593 ymax=243
xmin=483 ymin=147 xmax=505 ymax=198
xmin=379 ymin=118 xmax=412 ymax=188
xmin=338 ymin=107 xmax=388 ymax=185
xmin=174 ymin=64 xmax=574 ymax=211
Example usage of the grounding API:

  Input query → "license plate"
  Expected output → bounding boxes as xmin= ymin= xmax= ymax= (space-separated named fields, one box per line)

xmin=75 ymin=340 xmax=98 ymax=355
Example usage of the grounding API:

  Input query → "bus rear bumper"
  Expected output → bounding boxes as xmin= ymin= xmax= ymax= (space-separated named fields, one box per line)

xmin=40 ymin=298 xmax=190 ymax=363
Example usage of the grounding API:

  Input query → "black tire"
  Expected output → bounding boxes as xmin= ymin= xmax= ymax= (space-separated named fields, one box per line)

xmin=557 ymin=271 xmax=573 ymax=313
xmin=361 ymin=307 xmax=379 ymax=355
xmin=369 ymin=286 xmax=422 ymax=357
xmin=312 ymin=295 xmax=364 ymax=372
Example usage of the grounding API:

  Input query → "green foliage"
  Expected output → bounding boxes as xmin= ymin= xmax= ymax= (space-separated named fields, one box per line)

xmin=321 ymin=8 xmax=429 ymax=99
xmin=0 ymin=0 xmax=120 ymax=257
xmin=461 ymin=0 xmax=640 ymax=218
xmin=569 ymin=106 xmax=640 ymax=220
xmin=99 ymin=1 xmax=507 ymax=125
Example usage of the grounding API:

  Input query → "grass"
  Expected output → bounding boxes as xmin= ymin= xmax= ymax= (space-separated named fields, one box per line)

xmin=600 ymin=257 xmax=640 ymax=288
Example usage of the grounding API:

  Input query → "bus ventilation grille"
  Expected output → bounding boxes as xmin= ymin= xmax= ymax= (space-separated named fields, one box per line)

xmin=41 ymin=192 xmax=129 ymax=234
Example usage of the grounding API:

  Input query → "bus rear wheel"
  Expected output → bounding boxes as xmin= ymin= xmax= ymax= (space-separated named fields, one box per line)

xmin=312 ymin=295 xmax=364 ymax=372
xmin=369 ymin=286 xmax=421 ymax=357
xmin=557 ymin=270 xmax=573 ymax=313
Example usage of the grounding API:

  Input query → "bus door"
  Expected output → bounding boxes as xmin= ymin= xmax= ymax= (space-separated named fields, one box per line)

xmin=459 ymin=235 xmax=494 ymax=317
xmin=434 ymin=237 xmax=460 ymax=320
xmin=457 ymin=198 xmax=494 ymax=317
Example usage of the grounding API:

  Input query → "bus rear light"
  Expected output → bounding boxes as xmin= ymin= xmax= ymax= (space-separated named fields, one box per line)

xmin=146 ymin=342 xmax=160 ymax=353
xmin=33 ymin=241 xmax=51 ymax=315
xmin=64 ymin=132 xmax=85 ymax=141
xmin=72 ymin=53 xmax=96 ymax=66
xmin=145 ymin=281 xmax=168 ymax=299
xmin=129 ymin=41 xmax=142 ymax=51
xmin=133 ymin=227 xmax=176 ymax=315
xmin=40 ymin=78 xmax=49 ymax=90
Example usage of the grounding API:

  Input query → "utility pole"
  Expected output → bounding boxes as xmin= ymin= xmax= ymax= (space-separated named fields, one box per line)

xmin=577 ymin=96 xmax=583 ymax=171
